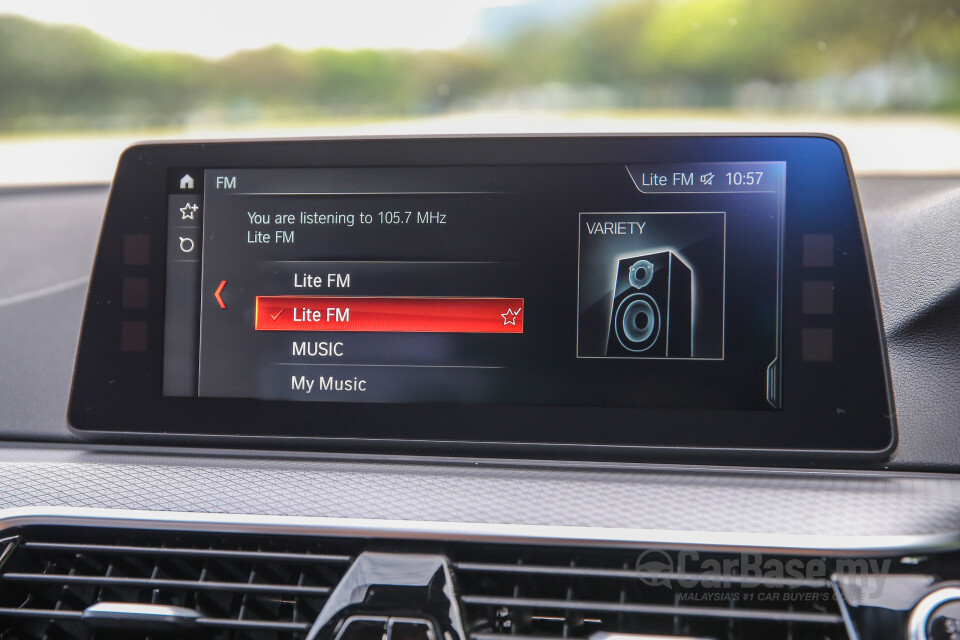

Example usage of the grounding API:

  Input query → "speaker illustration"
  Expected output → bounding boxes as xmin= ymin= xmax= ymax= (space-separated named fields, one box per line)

xmin=606 ymin=251 xmax=692 ymax=357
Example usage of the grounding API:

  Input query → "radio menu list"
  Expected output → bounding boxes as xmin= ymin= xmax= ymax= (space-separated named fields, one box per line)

xmin=193 ymin=168 xmax=527 ymax=403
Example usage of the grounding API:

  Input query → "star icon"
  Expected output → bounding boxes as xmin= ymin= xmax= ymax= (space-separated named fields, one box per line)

xmin=501 ymin=307 xmax=521 ymax=325
xmin=180 ymin=203 xmax=199 ymax=220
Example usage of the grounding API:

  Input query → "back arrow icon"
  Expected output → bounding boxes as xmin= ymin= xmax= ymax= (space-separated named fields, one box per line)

xmin=214 ymin=280 xmax=227 ymax=309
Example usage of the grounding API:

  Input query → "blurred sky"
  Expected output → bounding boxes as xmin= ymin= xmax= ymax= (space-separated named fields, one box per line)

xmin=0 ymin=0 xmax=528 ymax=56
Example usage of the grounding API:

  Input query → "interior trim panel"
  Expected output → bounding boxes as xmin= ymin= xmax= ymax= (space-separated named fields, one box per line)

xmin=1 ymin=447 xmax=960 ymax=554
xmin=1 ymin=507 xmax=958 ymax=556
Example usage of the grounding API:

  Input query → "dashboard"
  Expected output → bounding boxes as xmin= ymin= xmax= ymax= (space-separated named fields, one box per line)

xmin=1 ymin=136 xmax=960 ymax=640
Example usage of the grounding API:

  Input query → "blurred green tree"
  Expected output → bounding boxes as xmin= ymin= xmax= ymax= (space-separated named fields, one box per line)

xmin=0 ymin=0 xmax=957 ymax=132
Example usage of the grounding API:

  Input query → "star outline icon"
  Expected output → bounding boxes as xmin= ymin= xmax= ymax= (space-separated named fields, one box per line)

xmin=180 ymin=203 xmax=199 ymax=220
xmin=501 ymin=307 xmax=521 ymax=325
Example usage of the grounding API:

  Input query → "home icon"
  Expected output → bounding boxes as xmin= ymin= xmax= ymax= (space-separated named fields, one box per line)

xmin=179 ymin=173 xmax=195 ymax=190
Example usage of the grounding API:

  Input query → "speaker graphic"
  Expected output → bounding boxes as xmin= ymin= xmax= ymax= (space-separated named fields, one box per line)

xmin=606 ymin=251 xmax=693 ymax=357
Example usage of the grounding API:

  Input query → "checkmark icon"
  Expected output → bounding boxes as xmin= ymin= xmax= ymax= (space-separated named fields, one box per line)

xmin=270 ymin=309 xmax=284 ymax=321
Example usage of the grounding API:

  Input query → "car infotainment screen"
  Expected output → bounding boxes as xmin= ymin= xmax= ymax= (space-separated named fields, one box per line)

xmin=166 ymin=163 xmax=783 ymax=410
xmin=69 ymin=135 xmax=894 ymax=458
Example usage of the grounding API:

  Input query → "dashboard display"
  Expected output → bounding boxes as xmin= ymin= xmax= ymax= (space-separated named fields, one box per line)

xmin=69 ymin=135 xmax=894 ymax=458
xmin=164 ymin=163 xmax=784 ymax=410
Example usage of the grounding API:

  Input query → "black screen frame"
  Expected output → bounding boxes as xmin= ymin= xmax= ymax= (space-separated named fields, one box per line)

xmin=68 ymin=134 xmax=896 ymax=462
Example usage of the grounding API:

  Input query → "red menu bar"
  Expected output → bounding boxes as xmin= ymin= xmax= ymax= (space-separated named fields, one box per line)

xmin=255 ymin=296 xmax=524 ymax=333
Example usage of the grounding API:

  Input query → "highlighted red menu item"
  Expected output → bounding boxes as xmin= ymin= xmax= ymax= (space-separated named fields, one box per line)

xmin=255 ymin=296 xmax=524 ymax=333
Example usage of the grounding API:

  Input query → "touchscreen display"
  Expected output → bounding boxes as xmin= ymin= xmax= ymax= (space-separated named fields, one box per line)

xmin=163 ymin=163 xmax=785 ymax=410
xmin=69 ymin=135 xmax=894 ymax=456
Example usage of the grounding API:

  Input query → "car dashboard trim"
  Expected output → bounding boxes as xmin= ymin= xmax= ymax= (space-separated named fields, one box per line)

xmin=0 ymin=506 xmax=957 ymax=557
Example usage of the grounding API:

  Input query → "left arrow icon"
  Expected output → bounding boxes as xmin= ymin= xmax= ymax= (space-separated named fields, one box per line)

xmin=214 ymin=280 xmax=227 ymax=309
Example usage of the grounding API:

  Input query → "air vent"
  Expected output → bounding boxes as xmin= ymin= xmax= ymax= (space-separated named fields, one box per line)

xmin=0 ymin=528 xmax=357 ymax=639
xmin=0 ymin=526 xmax=859 ymax=640
xmin=452 ymin=547 xmax=851 ymax=640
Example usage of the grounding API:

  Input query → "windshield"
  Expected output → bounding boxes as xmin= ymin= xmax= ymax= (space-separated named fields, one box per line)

xmin=1 ymin=0 xmax=957 ymax=184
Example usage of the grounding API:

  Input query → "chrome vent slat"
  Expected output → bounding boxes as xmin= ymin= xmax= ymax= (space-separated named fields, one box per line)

xmin=460 ymin=595 xmax=844 ymax=625
xmin=454 ymin=561 xmax=832 ymax=589
xmin=22 ymin=541 xmax=352 ymax=564
xmin=194 ymin=617 xmax=312 ymax=631
xmin=145 ymin=552 xmax=160 ymax=607
xmin=0 ymin=608 xmax=311 ymax=632
xmin=0 ymin=538 xmax=17 ymax=572
xmin=0 ymin=607 xmax=84 ymax=620
xmin=2 ymin=572 xmax=333 ymax=596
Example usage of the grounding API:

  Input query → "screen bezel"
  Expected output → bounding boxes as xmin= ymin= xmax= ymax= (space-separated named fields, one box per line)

xmin=67 ymin=134 xmax=896 ymax=461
